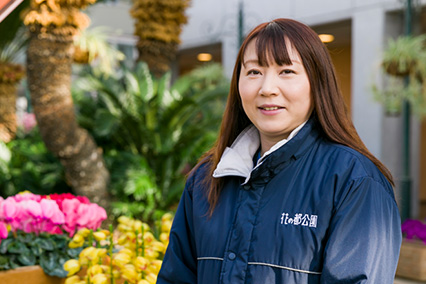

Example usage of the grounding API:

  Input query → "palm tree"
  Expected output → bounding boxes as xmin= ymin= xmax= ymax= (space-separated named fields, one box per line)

xmin=130 ymin=0 xmax=190 ymax=77
xmin=0 ymin=57 xmax=25 ymax=143
xmin=0 ymin=1 xmax=28 ymax=143
xmin=22 ymin=0 xmax=111 ymax=209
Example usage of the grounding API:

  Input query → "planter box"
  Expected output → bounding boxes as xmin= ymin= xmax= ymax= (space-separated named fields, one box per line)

xmin=396 ymin=239 xmax=426 ymax=281
xmin=0 ymin=265 xmax=65 ymax=284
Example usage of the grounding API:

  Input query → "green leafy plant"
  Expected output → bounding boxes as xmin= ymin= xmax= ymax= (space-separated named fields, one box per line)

xmin=0 ymin=129 xmax=72 ymax=198
xmin=0 ymin=231 xmax=81 ymax=277
xmin=382 ymin=35 xmax=426 ymax=77
xmin=72 ymin=62 xmax=229 ymax=220
xmin=373 ymin=34 xmax=426 ymax=118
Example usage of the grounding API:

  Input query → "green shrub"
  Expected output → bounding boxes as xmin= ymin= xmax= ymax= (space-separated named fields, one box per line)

xmin=73 ymin=62 xmax=229 ymax=220
xmin=0 ymin=129 xmax=72 ymax=197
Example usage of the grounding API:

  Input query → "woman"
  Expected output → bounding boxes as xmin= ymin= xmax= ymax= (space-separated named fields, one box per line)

xmin=157 ymin=18 xmax=401 ymax=284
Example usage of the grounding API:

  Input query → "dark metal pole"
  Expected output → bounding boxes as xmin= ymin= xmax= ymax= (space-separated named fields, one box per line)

xmin=238 ymin=1 xmax=244 ymax=48
xmin=401 ymin=0 xmax=412 ymax=221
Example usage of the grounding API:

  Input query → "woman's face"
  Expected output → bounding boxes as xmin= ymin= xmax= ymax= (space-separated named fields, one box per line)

xmin=238 ymin=39 xmax=313 ymax=151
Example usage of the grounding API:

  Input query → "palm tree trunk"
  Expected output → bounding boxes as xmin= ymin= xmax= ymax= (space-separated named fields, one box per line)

xmin=26 ymin=32 xmax=110 ymax=209
xmin=0 ymin=83 xmax=17 ymax=142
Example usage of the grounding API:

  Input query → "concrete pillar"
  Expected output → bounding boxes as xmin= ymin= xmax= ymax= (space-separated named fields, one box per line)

xmin=351 ymin=7 xmax=385 ymax=159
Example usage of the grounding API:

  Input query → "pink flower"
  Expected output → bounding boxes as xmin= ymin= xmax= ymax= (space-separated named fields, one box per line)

xmin=40 ymin=199 xmax=65 ymax=225
xmin=76 ymin=203 xmax=107 ymax=230
xmin=22 ymin=112 xmax=37 ymax=133
xmin=20 ymin=200 xmax=42 ymax=219
xmin=12 ymin=192 xmax=41 ymax=202
xmin=0 ymin=222 xmax=8 ymax=239
xmin=45 ymin=193 xmax=90 ymax=211
xmin=1 ymin=197 xmax=19 ymax=221
xmin=0 ymin=192 xmax=107 ymax=236
xmin=61 ymin=198 xmax=82 ymax=235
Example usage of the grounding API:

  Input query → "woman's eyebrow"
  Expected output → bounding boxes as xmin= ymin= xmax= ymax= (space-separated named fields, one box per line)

xmin=242 ymin=59 xmax=259 ymax=66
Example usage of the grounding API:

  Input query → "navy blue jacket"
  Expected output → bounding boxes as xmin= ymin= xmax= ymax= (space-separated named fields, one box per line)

xmin=157 ymin=119 xmax=402 ymax=284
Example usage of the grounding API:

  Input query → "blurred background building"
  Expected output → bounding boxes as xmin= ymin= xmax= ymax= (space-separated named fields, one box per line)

xmin=87 ymin=0 xmax=426 ymax=219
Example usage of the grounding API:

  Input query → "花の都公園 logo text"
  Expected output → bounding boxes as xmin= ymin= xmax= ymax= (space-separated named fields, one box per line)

xmin=280 ymin=213 xmax=318 ymax=228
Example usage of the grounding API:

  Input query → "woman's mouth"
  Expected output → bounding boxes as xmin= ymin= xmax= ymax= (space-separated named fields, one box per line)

xmin=258 ymin=105 xmax=284 ymax=115
xmin=260 ymin=106 xmax=281 ymax=111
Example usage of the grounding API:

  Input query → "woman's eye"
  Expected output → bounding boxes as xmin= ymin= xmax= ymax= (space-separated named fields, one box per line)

xmin=247 ymin=70 xmax=261 ymax=75
xmin=281 ymin=69 xmax=295 ymax=74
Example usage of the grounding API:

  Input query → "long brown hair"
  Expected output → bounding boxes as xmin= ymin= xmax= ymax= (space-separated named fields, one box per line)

xmin=196 ymin=18 xmax=394 ymax=214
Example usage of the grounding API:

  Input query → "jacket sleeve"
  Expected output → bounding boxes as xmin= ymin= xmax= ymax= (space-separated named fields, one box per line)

xmin=320 ymin=177 xmax=402 ymax=284
xmin=157 ymin=176 xmax=197 ymax=284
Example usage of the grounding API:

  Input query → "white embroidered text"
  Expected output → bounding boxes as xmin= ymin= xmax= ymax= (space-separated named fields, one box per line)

xmin=280 ymin=213 xmax=318 ymax=228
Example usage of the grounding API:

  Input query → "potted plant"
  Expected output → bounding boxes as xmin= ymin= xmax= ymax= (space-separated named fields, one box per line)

xmin=373 ymin=34 xmax=426 ymax=118
xmin=0 ymin=191 xmax=107 ymax=283
xmin=382 ymin=34 xmax=426 ymax=77
xmin=396 ymin=219 xmax=426 ymax=281
xmin=63 ymin=213 xmax=173 ymax=284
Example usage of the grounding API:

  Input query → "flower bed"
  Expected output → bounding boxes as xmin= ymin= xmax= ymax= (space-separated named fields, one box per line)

xmin=0 ymin=191 xmax=107 ymax=277
xmin=396 ymin=219 xmax=426 ymax=281
xmin=63 ymin=214 xmax=172 ymax=284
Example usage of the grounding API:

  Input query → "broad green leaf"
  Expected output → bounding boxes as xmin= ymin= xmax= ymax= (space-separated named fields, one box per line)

xmin=33 ymin=238 xmax=54 ymax=251
xmin=94 ymin=110 xmax=119 ymax=137
xmin=0 ymin=238 xmax=14 ymax=254
xmin=40 ymin=253 xmax=57 ymax=272
xmin=9 ymin=255 xmax=20 ymax=269
xmin=7 ymin=241 xmax=29 ymax=254
xmin=30 ymin=243 xmax=42 ymax=256
xmin=17 ymin=253 xmax=36 ymax=266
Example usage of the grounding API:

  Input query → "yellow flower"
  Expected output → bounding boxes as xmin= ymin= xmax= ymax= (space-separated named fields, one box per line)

xmin=134 ymin=256 xmax=149 ymax=271
xmin=117 ymin=234 xmax=128 ymax=245
xmin=119 ymin=248 xmax=134 ymax=257
xmin=146 ymin=259 xmax=162 ymax=275
xmin=112 ymin=252 xmax=131 ymax=267
xmin=159 ymin=232 xmax=169 ymax=243
xmin=72 ymin=234 xmax=84 ymax=243
xmin=161 ymin=220 xmax=172 ymax=233
xmin=118 ymin=216 xmax=132 ymax=225
xmin=68 ymin=233 xmax=85 ymax=248
xmin=143 ymin=232 xmax=155 ymax=244
xmin=161 ymin=213 xmax=174 ymax=222
xmin=64 ymin=275 xmax=81 ymax=284
xmin=76 ymin=228 xmax=91 ymax=237
xmin=145 ymin=273 xmax=157 ymax=284
xmin=121 ymin=264 xmax=139 ymax=283
xmin=80 ymin=246 xmax=96 ymax=259
xmin=133 ymin=220 xmax=143 ymax=232
xmin=118 ymin=223 xmax=131 ymax=232
xmin=144 ymin=247 xmax=159 ymax=259
xmin=79 ymin=247 xmax=104 ymax=265
xmin=68 ymin=240 xmax=84 ymax=249
xmin=138 ymin=280 xmax=150 ymax=284
xmin=91 ymin=273 xmax=108 ymax=284
xmin=112 ymin=269 xmax=121 ymax=279
xmin=93 ymin=231 xmax=107 ymax=242
xmin=63 ymin=259 xmax=81 ymax=276
xmin=87 ymin=264 xmax=103 ymax=277
xmin=151 ymin=241 xmax=166 ymax=253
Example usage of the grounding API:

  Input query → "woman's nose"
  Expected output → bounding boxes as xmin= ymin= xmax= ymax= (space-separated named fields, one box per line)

xmin=259 ymin=73 xmax=279 ymax=96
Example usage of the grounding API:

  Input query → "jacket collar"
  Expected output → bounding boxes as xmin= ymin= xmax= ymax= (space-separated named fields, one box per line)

xmin=213 ymin=117 xmax=319 ymax=184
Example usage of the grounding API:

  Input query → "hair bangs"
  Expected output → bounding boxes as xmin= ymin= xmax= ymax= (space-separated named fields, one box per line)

xmin=255 ymin=22 xmax=293 ymax=67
